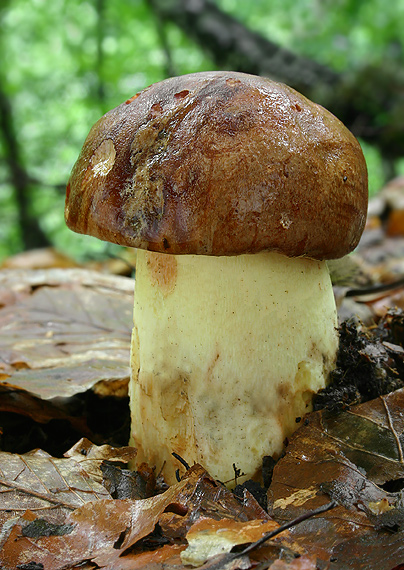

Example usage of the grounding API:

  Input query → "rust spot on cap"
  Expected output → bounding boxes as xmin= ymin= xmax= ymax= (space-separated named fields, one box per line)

xmin=174 ymin=90 xmax=190 ymax=99
xmin=125 ymin=93 xmax=140 ymax=104
xmin=150 ymin=102 xmax=163 ymax=117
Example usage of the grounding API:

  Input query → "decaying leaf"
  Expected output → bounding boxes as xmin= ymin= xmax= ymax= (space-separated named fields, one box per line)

xmin=0 ymin=465 xmax=185 ymax=568
xmin=181 ymin=517 xmax=281 ymax=566
xmin=64 ymin=438 xmax=137 ymax=484
xmin=0 ymin=446 xmax=112 ymax=538
xmin=0 ymin=382 xmax=90 ymax=433
xmin=0 ymin=462 xmax=292 ymax=570
xmin=157 ymin=465 xmax=270 ymax=543
xmin=268 ymin=388 xmax=404 ymax=569
xmin=3 ymin=261 xmax=404 ymax=568
xmin=64 ymin=438 xmax=136 ymax=483
xmin=1 ymin=404 xmax=402 ymax=570
xmin=267 ymin=557 xmax=317 ymax=570
xmin=0 ymin=247 xmax=82 ymax=271
xmin=0 ymin=268 xmax=133 ymax=399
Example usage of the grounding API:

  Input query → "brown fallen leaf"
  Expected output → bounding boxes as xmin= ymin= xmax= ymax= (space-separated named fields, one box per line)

xmin=0 ymin=466 xmax=192 ymax=569
xmin=0 ymin=463 xmax=286 ymax=570
xmin=101 ymin=543 xmax=186 ymax=570
xmin=268 ymin=556 xmax=317 ymax=569
xmin=0 ymin=446 xmax=112 ymax=535
xmin=0 ymin=246 xmax=137 ymax=276
xmin=0 ymin=439 xmax=139 ymax=547
xmin=326 ymin=528 xmax=404 ymax=569
xmin=268 ymin=388 xmax=404 ymax=569
xmin=0 ymin=268 xmax=133 ymax=399
xmin=64 ymin=437 xmax=137 ymax=484
xmin=0 ymin=382 xmax=90 ymax=432
xmin=181 ymin=517 xmax=282 ymax=566
xmin=158 ymin=464 xmax=270 ymax=542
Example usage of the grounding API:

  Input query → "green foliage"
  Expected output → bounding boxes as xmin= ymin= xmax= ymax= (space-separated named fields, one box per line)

xmin=215 ymin=0 xmax=404 ymax=194
xmin=0 ymin=0 xmax=402 ymax=262
xmin=216 ymin=0 xmax=404 ymax=71
xmin=0 ymin=0 xmax=212 ymax=261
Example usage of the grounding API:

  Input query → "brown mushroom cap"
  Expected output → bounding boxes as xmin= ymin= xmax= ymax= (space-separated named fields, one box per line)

xmin=65 ymin=71 xmax=368 ymax=259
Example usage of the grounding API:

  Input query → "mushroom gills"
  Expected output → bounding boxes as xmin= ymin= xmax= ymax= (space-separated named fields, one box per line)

xmin=129 ymin=249 xmax=338 ymax=486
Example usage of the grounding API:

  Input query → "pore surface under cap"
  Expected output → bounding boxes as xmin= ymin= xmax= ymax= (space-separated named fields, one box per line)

xmin=65 ymin=71 xmax=368 ymax=259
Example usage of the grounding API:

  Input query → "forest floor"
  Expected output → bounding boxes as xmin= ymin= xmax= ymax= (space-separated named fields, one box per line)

xmin=1 ymin=178 xmax=404 ymax=568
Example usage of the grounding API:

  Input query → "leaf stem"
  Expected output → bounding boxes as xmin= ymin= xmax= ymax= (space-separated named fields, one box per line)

xmin=237 ymin=501 xmax=337 ymax=557
xmin=0 ymin=478 xmax=78 ymax=510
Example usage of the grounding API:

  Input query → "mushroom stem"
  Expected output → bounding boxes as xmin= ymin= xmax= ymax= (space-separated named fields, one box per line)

xmin=129 ymin=249 xmax=338 ymax=485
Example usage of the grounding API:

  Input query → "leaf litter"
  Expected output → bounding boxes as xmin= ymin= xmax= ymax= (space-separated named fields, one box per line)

xmin=2 ymin=385 xmax=404 ymax=570
xmin=0 ymin=268 xmax=133 ymax=399
xmin=2 ymin=241 xmax=404 ymax=568
xmin=0 ymin=268 xmax=133 ymax=455
xmin=0 ymin=463 xmax=295 ymax=569
xmin=269 ymin=389 xmax=404 ymax=569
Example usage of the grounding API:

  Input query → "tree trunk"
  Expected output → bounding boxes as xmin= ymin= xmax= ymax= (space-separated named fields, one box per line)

xmin=0 ymin=83 xmax=50 ymax=250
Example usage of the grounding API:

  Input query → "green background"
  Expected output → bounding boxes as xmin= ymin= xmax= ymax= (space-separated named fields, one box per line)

xmin=1 ymin=0 xmax=403 ymax=262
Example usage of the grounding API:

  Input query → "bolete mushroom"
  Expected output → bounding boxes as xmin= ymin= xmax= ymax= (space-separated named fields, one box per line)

xmin=65 ymin=71 xmax=368 ymax=485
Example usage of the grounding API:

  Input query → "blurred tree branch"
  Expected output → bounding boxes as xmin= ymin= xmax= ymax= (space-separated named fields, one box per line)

xmin=96 ymin=0 xmax=107 ymax=110
xmin=148 ymin=0 xmax=338 ymax=92
xmin=149 ymin=0 xmax=404 ymax=162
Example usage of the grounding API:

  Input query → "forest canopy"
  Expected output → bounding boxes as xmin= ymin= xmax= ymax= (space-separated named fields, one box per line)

xmin=1 ymin=0 xmax=403 ymax=262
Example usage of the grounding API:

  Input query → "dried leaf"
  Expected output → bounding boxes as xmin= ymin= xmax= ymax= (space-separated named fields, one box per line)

xmin=0 ymin=464 xmax=281 ymax=570
xmin=268 ymin=388 xmax=404 ymax=568
xmin=0 ymin=268 xmax=133 ymax=399
xmin=0 ymin=466 xmax=191 ymax=569
xmin=0 ymin=382 xmax=90 ymax=432
xmin=158 ymin=465 xmax=271 ymax=542
xmin=0 ymin=446 xmax=112 ymax=533
xmin=268 ymin=556 xmax=317 ymax=569
xmin=181 ymin=517 xmax=281 ymax=566
xmin=64 ymin=438 xmax=137 ymax=484
xmin=196 ymin=553 xmax=251 ymax=570
xmin=101 ymin=461 xmax=156 ymax=500
xmin=327 ymin=529 xmax=404 ymax=569
xmin=100 ymin=543 xmax=186 ymax=570
xmin=1 ymin=248 xmax=81 ymax=270
xmin=0 ymin=439 xmax=139 ymax=528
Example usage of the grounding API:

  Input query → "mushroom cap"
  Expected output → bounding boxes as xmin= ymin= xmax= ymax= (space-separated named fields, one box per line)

xmin=65 ymin=71 xmax=368 ymax=259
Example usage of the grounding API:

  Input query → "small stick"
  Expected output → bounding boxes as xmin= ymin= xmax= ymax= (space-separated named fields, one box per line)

xmin=237 ymin=500 xmax=337 ymax=557
xmin=172 ymin=453 xmax=190 ymax=470
xmin=0 ymin=478 xmax=78 ymax=510
xmin=345 ymin=277 xmax=404 ymax=298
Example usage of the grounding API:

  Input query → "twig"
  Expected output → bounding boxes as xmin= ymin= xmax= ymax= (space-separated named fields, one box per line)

xmin=0 ymin=478 xmax=78 ymax=510
xmin=172 ymin=452 xmax=190 ymax=470
xmin=236 ymin=501 xmax=337 ymax=558
xmin=381 ymin=394 xmax=404 ymax=465
xmin=345 ymin=277 xmax=404 ymax=298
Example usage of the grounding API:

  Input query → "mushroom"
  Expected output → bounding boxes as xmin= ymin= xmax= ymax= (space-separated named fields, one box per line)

xmin=65 ymin=71 xmax=368 ymax=486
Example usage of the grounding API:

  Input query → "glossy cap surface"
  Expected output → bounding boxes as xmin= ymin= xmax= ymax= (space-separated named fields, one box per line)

xmin=65 ymin=71 xmax=368 ymax=259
